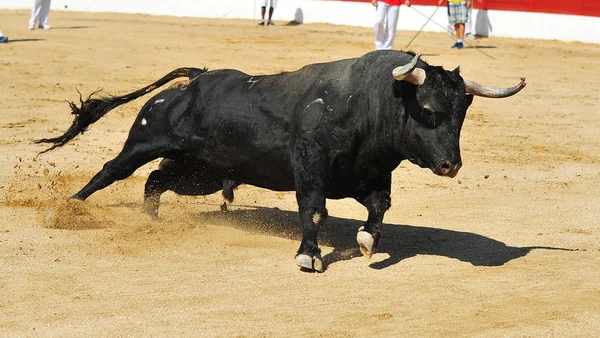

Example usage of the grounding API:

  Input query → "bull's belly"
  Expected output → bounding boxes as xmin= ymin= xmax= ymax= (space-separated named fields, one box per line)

xmin=225 ymin=161 xmax=368 ymax=198
xmin=228 ymin=162 xmax=296 ymax=192
xmin=204 ymin=151 xmax=296 ymax=191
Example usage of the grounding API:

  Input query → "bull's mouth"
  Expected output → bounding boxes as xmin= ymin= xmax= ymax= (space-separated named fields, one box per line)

xmin=408 ymin=158 xmax=461 ymax=178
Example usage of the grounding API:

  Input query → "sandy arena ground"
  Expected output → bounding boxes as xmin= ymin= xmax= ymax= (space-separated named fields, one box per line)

xmin=1 ymin=9 xmax=599 ymax=337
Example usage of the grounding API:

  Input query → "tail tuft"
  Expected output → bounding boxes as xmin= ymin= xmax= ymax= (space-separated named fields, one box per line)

xmin=35 ymin=89 xmax=123 ymax=153
xmin=35 ymin=67 xmax=209 ymax=154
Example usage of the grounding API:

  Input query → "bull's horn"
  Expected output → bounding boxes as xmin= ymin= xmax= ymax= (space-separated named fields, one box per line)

xmin=464 ymin=77 xmax=527 ymax=98
xmin=392 ymin=53 xmax=426 ymax=85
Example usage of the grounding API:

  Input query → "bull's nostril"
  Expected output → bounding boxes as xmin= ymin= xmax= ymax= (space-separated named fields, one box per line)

xmin=439 ymin=161 xmax=459 ymax=177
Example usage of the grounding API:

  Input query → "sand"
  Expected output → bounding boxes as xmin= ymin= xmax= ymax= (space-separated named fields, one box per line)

xmin=1 ymin=9 xmax=599 ymax=337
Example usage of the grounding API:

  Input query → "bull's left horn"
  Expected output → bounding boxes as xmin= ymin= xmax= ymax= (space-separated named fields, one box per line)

xmin=464 ymin=77 xmax=527 ymax=98
xmin=392 ymin=53 xmax=426 ymax=85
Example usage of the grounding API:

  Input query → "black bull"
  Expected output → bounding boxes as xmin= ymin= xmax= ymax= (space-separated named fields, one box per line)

xmin=37 ymin=51 xmax=526 ymax=272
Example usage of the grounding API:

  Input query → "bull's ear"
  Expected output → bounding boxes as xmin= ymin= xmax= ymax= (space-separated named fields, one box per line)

xmin=453 ymin=67 xmax=461 ymax=77
xmin=465 ymin=94 xmax=474 ymax=108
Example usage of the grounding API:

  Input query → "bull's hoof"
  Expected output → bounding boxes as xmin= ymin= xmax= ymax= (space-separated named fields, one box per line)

xmin=295 ymin=254 xmax=324 ymax=273
xmin=220 ymin=202 xmax=228 ymax=213
xmin=142 ymin=205 xmax=160 ymax=219
xmin=356 ymin=229 xmax=375 ymax=259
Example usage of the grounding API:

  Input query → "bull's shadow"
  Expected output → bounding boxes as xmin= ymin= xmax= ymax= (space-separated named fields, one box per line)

xmin=3 ymin=38 xmax=44 ymax=43
xmin=464 ymin=45 xmax=497 ymax=49
xmin=51 ymin=26 xmax=96 ymax=30
xmin=192 ymin=206 xmax=569 ymax=270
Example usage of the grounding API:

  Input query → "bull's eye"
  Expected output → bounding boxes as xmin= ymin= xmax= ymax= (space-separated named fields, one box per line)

xmin=414 ymin=107 xmax=445 ymax=128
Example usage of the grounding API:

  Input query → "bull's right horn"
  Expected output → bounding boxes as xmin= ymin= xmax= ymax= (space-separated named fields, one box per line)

xmin=392 ymin=53 xmax=426 ymax=85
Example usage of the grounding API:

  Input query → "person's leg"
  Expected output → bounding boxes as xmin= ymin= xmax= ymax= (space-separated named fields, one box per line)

xmin=38 ymin=0 xmax=52 ymax=29
xmin=29 ymin=0 xmax=43 ymax=29
xmin=449 ymin=2 xmax=465 ymax=48
xmin=267 ymin=0 xmax=277 ymax=25
xmin=456 ymin=2 xmax=468 ymax=45
xmin=382 ymin=5 xmax=399 ymax=50
xmin=374 ymin=2 xmax=388 ymax=50
xmin=258 ymin=0 xmax=267 ymax=25
xmin=455 ymin=23 xmax=465 ymax=40
xmin=465 ymin=7 xmax=473 ymax=36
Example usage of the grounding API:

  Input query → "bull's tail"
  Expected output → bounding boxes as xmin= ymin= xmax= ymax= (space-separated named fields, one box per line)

xmin=35 ymin=67 xmax=208 ymax=154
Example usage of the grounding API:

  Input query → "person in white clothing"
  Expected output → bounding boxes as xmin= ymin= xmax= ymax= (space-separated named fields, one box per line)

xmin=0 ymin=26 xmax=8 ymax=43
xmin=465 ymin=0 xmax=481 ymax=39
xmin=372 ymin=0 xmax=411 ymax=50
xmin=29 ymin=0 xmax=52 ymax=30
xmin=464 ymin=6 xmax=473 ymax=38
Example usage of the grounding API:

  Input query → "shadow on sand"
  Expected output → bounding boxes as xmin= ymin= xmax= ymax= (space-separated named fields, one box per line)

xmin=4 ymin=38 xmax=45 ymax=43
xmin=50 ymin=26 xmax=96 ymax=30
xmin=464 ymin=45 xmax=497 ymax=49
xmin=193 ymin=206 xmax=572 ymax=271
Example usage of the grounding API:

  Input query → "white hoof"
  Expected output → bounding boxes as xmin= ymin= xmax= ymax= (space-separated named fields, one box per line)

xmin=313 ymin=257 xmax=324 ymax=273
xmin=356 ymin=230 xmax=375 ymax=259
xmin=296 ymin=254 xmax=312 ymax=269
xmin=295 ymin=254 xmax=324 ymax=272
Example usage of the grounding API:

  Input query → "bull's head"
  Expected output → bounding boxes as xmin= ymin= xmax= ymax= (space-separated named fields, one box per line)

xmin=393 ymin=53 xmax=526 ymax=178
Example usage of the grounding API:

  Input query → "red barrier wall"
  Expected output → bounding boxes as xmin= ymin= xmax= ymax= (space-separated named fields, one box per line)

xmin=342 ymin=0 xmax=600 ymax=17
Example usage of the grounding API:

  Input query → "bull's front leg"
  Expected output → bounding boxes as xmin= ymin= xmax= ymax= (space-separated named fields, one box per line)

xmin=356 ymin=180 xmax=392 ymax=258
xmin=295 ymin=204 xmax=328 ymax=272
xmin=292 ymin=138 xmax=330 ymax=272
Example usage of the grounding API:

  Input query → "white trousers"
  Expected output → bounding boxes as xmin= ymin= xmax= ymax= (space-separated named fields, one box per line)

xmin=374 ymin=3 xmax=400 ymax=50
xmin=465 ymin=7 xmax=473 ymax=35
xmin=29 ymin=0 xmax=52 ymax=27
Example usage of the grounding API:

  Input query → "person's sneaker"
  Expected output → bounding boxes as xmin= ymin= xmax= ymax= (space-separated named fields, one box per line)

xmin=0 ymin=36 xmax=8 ymax=43
xmin=451 ymin=41 xmax=464 ymax=49
xmin=257 ymin=20 xmax=265 ymax=26
xmin=29 ymin=25 xmax=35 ymax=30
xmin=267 ymin=20 xmax=275 ymax=26
xmin=465 ymin=33 xmax=475 ymax=40
xmin=38 ymin=24 xmax=52 ymax=30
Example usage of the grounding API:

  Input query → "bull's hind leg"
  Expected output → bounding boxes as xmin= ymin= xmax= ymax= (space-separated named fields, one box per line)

xmin=143 ymin=158 xmax=225 ymax=217
xmin=71 ymin=142 xmax=164 ymax=202
xmin=220 ymin=179 xmax=240 ymax=212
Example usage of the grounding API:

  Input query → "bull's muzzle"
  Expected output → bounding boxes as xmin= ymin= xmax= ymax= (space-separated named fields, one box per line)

xmin=436 ymin=160 xmax=462 ymax=178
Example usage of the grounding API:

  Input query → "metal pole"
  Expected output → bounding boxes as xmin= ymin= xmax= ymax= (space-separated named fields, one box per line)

xmin=405 ymin=5 xmax=439 ymax=49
